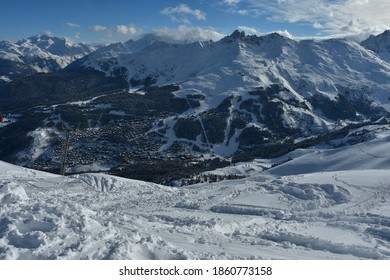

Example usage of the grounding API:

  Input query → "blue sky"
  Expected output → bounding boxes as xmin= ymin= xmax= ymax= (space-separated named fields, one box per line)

xmin=1 ymin=0 xmax=390 ymax=42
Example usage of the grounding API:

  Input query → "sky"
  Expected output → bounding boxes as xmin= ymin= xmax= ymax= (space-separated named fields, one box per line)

xmin=1 ymin=0 xmax=390 ymax=43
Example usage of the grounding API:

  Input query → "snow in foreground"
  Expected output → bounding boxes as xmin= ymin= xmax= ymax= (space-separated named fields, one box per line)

xmin=0 ymin=162 xmax=389 ymax=260
xmin=1 ymin=127 xmax=390 ymax=259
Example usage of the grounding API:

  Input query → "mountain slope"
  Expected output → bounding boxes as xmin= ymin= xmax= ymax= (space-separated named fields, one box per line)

xmin=73 ymin=31 xmax=390 ymax=156
xmin=79 ymin=31 xmax=390 ymax=101
xmin=268 ymin=125 xmax=390 ymax=176
xmin=0 ymin=58 xmax=36 ymax=84
xmin=361 ymin=30 xmax=390 ymax=63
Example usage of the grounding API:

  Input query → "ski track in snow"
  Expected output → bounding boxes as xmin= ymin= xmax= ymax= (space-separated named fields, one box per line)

xmin=1 ymin=156 xmax=390 ymax=260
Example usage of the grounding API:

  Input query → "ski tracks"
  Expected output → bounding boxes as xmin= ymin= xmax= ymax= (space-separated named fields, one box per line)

xmin=2 ymin=168 xmax=390 ymax=259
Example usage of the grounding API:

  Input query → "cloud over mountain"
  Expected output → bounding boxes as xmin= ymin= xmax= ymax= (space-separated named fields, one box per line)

xmin=152 ymin=25 xmax=224 ymax=42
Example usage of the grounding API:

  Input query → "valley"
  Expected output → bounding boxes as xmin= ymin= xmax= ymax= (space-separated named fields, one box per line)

xmin=0 ymin=31 xmax=390 ymax=185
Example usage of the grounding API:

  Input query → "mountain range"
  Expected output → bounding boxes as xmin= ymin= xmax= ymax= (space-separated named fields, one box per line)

xmin=1 ymin=30 xmax=390 ymax=183
xmin=0 ymin=34 xmax=95 ymax=83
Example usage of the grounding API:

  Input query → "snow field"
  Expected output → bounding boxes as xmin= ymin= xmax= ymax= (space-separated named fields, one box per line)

xmin=1 ymin=156 xmax=390 ymax=259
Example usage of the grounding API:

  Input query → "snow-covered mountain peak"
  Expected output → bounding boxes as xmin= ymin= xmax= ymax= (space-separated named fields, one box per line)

xmin=0 ymin=40 xmax=19 ymax=49
xmin=258 ymin=32 xmax=292 ymax=42
xmin=0 ymin=40 xmax=23 ymax=62
xmin=18 ymin=34 xmax=62 ymax=51
xmin=0 ymin=34 xmax=95 ymax=75
xmin=74 ymin=33 xmax=178 ymax=64
xmin=18 ymin=34 xmax=56 ymax=45
xmin=230 ymin=29 xmax=246 ymax=39
xmin=361 ymin=30 xmax=390 ymax=62
xmin=76 ymin=30 xmax=390 ymax=104
xmin=18 ymin=34 xmax=94 ymax=57
xmin=363 ymin=30 xmax=390 ymax=45
xmin=221 ymin=30 xmax=294 ymax=47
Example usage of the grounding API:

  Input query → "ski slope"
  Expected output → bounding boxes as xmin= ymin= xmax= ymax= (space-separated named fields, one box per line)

xmin=269 ymin=125 xmax=390 ymax=176
xmin=1 ymin=127 xmax=390 ymax=259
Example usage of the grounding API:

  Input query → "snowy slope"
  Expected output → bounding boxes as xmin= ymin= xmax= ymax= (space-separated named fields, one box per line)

xmin=268 ymin=125 xmax=390 ymax=176
xmin=205 ymin=124 xmax=390 ymax=175
xmin=361 ymin=30 xmax=390 ymax=63
xmin=1 ymin=128 xmax=390 ymax=260
xmin=0 ymin=58 xmax=36 ymax=84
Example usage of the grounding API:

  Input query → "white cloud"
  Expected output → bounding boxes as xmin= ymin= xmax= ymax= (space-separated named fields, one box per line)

xmin=153 ymin=25 xmax=224 ymax=42
xmin=313 ymin=22 xmax=324 ymax=29
xmin=222 ymin=0 xmax=241 ymax=5
xmin=112 ymin=25 xmax=138 ymax=35
xmin=64 ymin=22 xmax=80 ymax=28
xmin=237 ymin=9 xmax=249 ymax=15
xmin=42 ymin=31 xmax=53 ymax=36
xmin=90 ymin=25 xmax=107 ymax=32
xmin=273 ymin=30 xmax=294 ymax=39
xmin=237 ymin=26 xmax=259 ymax=35
xmin=161 ymin=4 xmax=207 ymax=23
xmin=89 ymin=24 xmax=141 ymax=37
xmin=222 ymin=0 xmax=390 ymax=38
